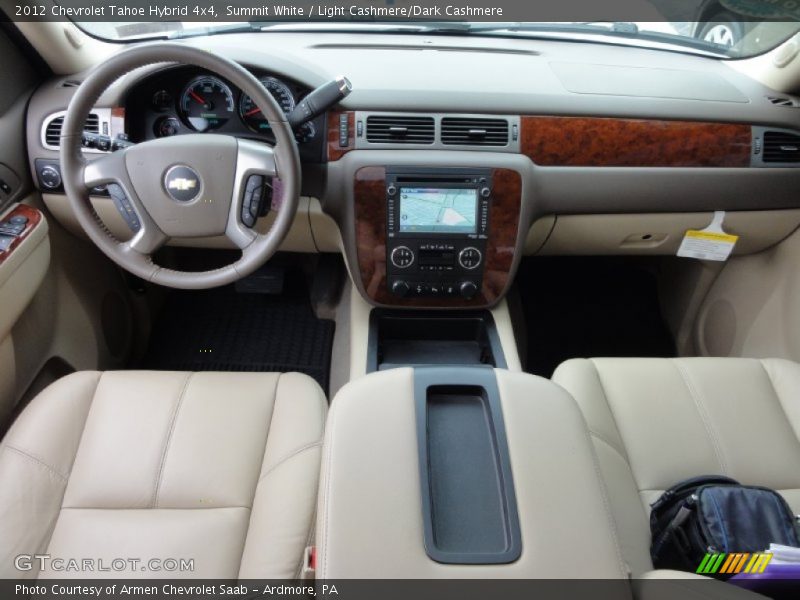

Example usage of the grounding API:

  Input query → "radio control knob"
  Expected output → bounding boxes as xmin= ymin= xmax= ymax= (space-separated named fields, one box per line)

xmin=391 ymin=280 xmax=410 ymax=297
xmin=458 ymin=247 xmax=482 ymax=270
xmin=390 ymin=245 xmax=414 ymax=268
xmin=459 ymin=281 xmax=478 ymax=299
xmin=387 ymin=184 xmax=397 ymax=196
xmin=480 ymin=187 xmax=491 ymax=198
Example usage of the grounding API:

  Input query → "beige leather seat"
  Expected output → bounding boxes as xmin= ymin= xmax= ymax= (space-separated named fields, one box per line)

xmin=0 ymin=370 xmax=326 ymax=579
xmin=553 ymin=357 xmax=800 ymax=577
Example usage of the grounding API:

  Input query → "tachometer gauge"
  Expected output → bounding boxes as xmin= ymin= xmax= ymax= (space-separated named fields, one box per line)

xmin=239 ymin=77 xmax=296 ymax=133
xmin=179 ymin=76 xmax=234 ymax=132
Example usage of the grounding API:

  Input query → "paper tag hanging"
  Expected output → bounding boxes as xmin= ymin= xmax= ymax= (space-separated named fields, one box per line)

xmin=677 ymin=211 xmax=738 ymax=261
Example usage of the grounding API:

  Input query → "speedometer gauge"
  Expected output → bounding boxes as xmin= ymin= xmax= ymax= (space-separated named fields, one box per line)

xmin=179 ymin=76 xmax=235 ymax=132
xmin=239 ymin=77 xmax=296 ymax=133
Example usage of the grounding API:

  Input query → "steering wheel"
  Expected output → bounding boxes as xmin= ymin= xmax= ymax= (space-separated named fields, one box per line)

xmin=60 ymin=43 xmax=301 ymax=289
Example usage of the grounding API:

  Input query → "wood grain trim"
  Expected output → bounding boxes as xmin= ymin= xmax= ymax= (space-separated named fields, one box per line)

xmin=0 ymin=205 xmax=43 ymax=266
xmin=521 ymin=116 xmax=752 ymax=167
xmin=327 ymin=110 xmax=355 ymax=161
xmin=354 ymin=167 xmax=522 ymax=308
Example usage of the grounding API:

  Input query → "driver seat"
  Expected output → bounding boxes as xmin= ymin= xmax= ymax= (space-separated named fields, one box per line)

xmin=0 ymin=370 xmax=326 ymax=579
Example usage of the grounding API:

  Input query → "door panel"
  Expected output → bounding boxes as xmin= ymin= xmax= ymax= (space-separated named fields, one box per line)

xmin=0 ymin=24 xmax=49 ymax=423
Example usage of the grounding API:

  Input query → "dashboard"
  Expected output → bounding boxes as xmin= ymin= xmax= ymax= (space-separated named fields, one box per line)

xmin=22 ymin=32 xmax=800 ymax=308
xmin=124 ymin=65 xmax=325 ymax=163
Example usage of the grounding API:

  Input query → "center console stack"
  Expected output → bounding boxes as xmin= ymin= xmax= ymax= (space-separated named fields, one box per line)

xmin=385 ymin=167 xmax=492 ymax=300
xmin=352 ymin=163 xmax=522 ymax=308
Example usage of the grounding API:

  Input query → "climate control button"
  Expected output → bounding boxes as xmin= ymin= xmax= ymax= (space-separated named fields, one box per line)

xmin=459 ymin=281 xmax=479 ymax=299
xmin=458 ymin=247 xmax=482 ymax=270
xmin=391 ymin=280 xmax=411 ymax=297
xmin=390 ymin=245 xmax=415 ymax=268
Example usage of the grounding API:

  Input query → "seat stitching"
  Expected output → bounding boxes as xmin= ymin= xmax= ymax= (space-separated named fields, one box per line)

xmin=62 ymin=372 xmax=104 ymax=483
xmin=152 ymin=373 xmax=193 ymax=508
xmin=587 ymin=360 xmax=648 ymax=575
xmin=295 ymin=501 xmax=318 ymax=579
xmin=1 ymin=445 xmax=68 ymax=481
xmin=320 ymin=381 xmax=339 ymax=578
xmin=40 ymin=372 xmax=102 ymax=566
xmin=259 ymin=441 xmax=322 ymax=481
xmin=576 ymin=388 xmax=631 ymax=578
xmin=759 ymin=360 xmax=800 ymax=446
xmin=588 ymin=429 xmax=628 ymax=462
xmin=254 ymin=372 xmax=282 ymax=495
xmin=673 ymin=359 xmax=728 ymax=474
xmin=587 ymin=359 xmax=631 ymax=464
xmin=235 ymin=373 xmax=281 ymax=578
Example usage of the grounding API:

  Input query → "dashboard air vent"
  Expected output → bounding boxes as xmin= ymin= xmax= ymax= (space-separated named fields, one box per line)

xmin=44 ymin=113 xmax=100 ymax=147
xmin=60 ymin=79 xmax=82 ymax=88
xmin=763 ymin=131 xmax=800 ymax=163
xmin=441 ymin=117 xmax=509 ymax=146
xmin=366 ymin=116 xmax=434 ymax=144
xmin=767 ymin=95 xmax=797 ymax=107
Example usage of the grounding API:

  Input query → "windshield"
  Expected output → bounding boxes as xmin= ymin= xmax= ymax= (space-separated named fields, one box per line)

xmin=75 ymin=18 xmax=800 ymax=58
xmin=64 ymin=0 xmax=800 ymax=59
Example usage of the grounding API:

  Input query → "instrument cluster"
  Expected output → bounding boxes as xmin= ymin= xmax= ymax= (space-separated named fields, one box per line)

xmin=124 ymin=66 xmax=323 ymax=161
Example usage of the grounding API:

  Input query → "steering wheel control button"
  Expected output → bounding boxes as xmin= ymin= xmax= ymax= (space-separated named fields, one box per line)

xmin=390 ymin=246 xmax=414 ymax=268
xmin=39 ymin=164 xmax=62 ymax=190
xmin=458 ymin=247 xmax=482 ymax=270
xmin=107 ymin=183 xmax=141 ymax=232
xmin=242 ymin=174 xmax=271 ymax=228
xmin=164 ymin=165 xmax=202 ymax=203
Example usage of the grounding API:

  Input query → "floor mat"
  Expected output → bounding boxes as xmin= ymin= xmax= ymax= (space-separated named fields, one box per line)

xmin=516 ymin=257 xmax=676 ymax=378
xmin=140 ymin=273 xmax=335 ymax=394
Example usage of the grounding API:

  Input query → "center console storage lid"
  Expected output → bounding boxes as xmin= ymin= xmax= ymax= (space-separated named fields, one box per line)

xmin=317 ymin=367 xmax=628 ymax=579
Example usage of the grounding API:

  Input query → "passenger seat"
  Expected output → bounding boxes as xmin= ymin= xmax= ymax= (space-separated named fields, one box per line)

xmin=552 ymin=357 xmax=800 ymax=577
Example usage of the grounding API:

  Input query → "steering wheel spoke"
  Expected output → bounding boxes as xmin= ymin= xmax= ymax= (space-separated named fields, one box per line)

xmin=125 ymin=221 xmax=168 ymax=255
xmin=82 ymin=150 xmax=129 ymax=190
xmin=226 ymin=139 xmax=278 ymax=248
xmin=83 ymin=152 xmax=164 ymax=247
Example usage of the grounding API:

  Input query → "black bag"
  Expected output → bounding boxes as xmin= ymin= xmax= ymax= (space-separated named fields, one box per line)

xmin=650 ymin=475 xmax=800 ymax=575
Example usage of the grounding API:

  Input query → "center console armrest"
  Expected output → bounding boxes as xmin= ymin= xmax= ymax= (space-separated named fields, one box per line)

xmin=317 ymin=367 xmax=629 ymax=579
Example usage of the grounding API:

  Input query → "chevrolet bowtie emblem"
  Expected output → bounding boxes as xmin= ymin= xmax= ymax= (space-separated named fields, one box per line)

xmin=164 ymin=165 xmax=202 ymax=202
xmin=168 ymin=178 xmax=197 ymax=191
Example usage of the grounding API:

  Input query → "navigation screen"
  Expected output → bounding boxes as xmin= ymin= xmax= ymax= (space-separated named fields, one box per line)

xmin=398 ymin=187 xmax=478 ymax=234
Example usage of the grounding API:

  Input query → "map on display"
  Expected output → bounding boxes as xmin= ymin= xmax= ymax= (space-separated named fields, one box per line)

xmin=399 ymin=187 xmax=477 ymax=234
